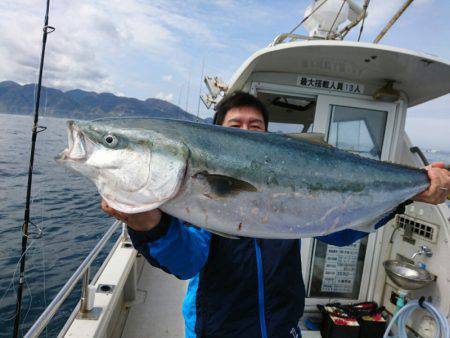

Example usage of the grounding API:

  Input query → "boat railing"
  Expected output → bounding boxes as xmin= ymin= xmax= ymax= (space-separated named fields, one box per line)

xmin=270 ymin=33 xmax=310 ymax=46
xmin=24 ymin=220 xmax=125 ymax=338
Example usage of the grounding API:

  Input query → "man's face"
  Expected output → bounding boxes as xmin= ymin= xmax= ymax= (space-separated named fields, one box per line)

xmin=222 ymin=106 xmax=266 ymax=132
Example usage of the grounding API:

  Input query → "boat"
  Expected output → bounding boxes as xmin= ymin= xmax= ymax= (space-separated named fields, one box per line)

xmin=24 ymin=1 xmax=450 ymax=337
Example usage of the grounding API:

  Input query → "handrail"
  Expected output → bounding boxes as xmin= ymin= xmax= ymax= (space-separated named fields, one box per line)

xmin=409 ymin=146 xmax=430 ymax=166
xmin=24 ymin=220 xmax=122 ymax=338
xmin=270 ymin=33 xmax=310 ymax=46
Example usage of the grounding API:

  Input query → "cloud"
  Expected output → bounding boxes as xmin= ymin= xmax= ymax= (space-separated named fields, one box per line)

xmin=1 ymin=0 xmax=447 ymax=122
xmin=156 ymin=91 xmax=174 ymax=102
xmin=0 ymin=0 xmax=279 ymax=108
xmin=0 ymin=0 xmax=220 ymax=94
xmin=1 ymin=2 xmax=129 ymax=92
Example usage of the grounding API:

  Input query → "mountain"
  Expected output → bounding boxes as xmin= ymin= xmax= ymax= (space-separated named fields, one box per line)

xmin=0 ymin=81 xmax=198 ymax=121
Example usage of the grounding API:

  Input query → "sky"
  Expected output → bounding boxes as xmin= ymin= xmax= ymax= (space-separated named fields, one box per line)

xmin=0 ymin=0 xmax=449 ymax=150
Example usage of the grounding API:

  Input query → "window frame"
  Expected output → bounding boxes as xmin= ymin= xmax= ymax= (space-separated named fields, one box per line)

xmin=315 ymin=94 xmax=397 ymax=162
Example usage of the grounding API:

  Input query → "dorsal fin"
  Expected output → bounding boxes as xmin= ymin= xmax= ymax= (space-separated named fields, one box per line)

xmin=285 ymin=132 xmax=331 ymax=147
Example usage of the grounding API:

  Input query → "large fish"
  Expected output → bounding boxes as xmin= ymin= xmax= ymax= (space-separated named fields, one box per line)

xmin=56 ymin=118 xmax=429 ymax=239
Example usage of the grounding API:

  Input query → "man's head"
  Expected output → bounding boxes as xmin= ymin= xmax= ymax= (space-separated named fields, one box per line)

xmin=213 ymin=91 xmax=269 ymax=131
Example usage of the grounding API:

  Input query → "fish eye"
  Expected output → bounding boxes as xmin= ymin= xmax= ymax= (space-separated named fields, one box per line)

xmin=104 ymin=134 xmax=118 ymax=147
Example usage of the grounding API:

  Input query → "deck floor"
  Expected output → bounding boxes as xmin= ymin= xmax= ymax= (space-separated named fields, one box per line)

xmin=121 ymin=258 xmax=188 ymax=338
xmin=121 ymin=257 xmax=321 ymax=338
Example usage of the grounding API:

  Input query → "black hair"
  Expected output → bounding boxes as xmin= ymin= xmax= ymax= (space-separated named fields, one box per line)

xmin=213 ymin=91 xmax=269 ymax=130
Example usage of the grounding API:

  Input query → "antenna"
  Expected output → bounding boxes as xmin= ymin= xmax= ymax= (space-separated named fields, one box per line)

xmin=196 ymin=58 xmax=205 ymax=122
xmin=185 ymin=68 xmax=191 ymax=113
xmin=13 ymin=0 xmax=54 ymax=337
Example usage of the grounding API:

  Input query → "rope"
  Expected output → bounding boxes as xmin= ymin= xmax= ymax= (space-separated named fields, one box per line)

xmin=288 ymin=0 xmax=330 ymax=35
xmin=326 ymin=0 xmax=347 ymax=39
xmin=20 ymin=277 xmax=33 ymax=337
xmin=357 ymin=0 xmax=370 ymax=41
xmin=38 ymin=167 xmax=48 ymax=338
xmin=0 ymin=240 xmax=36 ymax=322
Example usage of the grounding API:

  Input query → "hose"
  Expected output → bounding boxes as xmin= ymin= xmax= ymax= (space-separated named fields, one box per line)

xmin=383 ymin=299 xmax=450 ymax=338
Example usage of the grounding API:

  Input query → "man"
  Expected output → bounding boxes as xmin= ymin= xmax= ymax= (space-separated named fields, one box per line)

xmin=102 ymin=91 xmax=450 ymax=338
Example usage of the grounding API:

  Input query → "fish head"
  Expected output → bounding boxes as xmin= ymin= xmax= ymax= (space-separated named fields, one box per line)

xmin=56 ymin=120 xmax=188 ymax=213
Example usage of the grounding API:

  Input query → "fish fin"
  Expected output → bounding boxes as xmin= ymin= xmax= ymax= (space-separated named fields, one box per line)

xmin=195 ymin=172 xmax=257 ymax=198
xmin=286 ymin=132 xmax=332 ymax=147
xmin=350 ymin=207 xmax=399 ymax=234
xmin=208 ymin=229 xmax=240 ymax=239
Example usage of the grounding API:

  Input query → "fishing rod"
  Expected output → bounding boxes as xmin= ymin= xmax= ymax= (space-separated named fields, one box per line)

xmin=13 ymin=0 xmax=54 ymax=337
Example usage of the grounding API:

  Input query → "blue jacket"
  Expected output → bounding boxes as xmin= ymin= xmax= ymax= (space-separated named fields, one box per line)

xmin=128 ymin=203 xmax=407 ymax=338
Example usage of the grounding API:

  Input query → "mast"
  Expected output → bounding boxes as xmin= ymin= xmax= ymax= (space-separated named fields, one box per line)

xmin=196 ymin=58 xmax=205 ymax=122
xmin=13 ymin=0 xmax=54 ymax=336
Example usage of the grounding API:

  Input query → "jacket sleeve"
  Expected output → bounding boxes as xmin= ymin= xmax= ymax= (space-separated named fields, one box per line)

xmin=128 ymin=212 xmax=212 ymax=280
xmin=316 ymin=201 xmax=410 ymax=247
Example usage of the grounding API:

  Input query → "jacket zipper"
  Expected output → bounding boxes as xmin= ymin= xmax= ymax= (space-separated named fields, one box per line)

xmin=254 ymin=239 xmax=268 ymax=338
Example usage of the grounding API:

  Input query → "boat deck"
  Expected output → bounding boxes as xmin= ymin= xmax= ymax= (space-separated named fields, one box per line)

xmin=121 ymin=257 xmax=188 ymax=338
xmin=121 ymin=256 xmax=321 ymax=338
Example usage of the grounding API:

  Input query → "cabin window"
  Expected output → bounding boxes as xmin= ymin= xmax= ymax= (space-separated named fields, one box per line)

xmin=256 ymin=91 xmax=316 ymax=133
xmin=327 ymin=105 xmax=388 ymax=160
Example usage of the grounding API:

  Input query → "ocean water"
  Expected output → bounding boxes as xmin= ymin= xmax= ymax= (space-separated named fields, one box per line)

xmin=0 ymin=113 xmax=449 ymax=337
xmin=0 ymin=114 xmax=118 ymax=337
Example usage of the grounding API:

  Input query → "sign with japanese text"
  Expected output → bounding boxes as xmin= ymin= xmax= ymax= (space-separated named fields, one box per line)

xmin=296 ymin=76 xmax=364 ymax=94
xmin=321 ymin=241 xmax=361 ymax=293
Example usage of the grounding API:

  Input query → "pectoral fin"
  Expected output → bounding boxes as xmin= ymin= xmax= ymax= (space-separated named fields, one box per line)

xmin=194 ymin=171 xmax=257 ymax=198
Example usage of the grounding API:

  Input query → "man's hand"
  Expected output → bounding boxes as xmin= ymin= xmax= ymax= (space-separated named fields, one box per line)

xmin=412 ymin=162 xmax=450 ymax=205
xmin=101 ymin=199 xmax=162 ymax=232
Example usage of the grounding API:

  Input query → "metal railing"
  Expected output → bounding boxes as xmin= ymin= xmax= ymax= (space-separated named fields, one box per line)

xmin=270 ymin=33 xmax=309 ymax=46
xmin=24 ymin=220 xmax=123 ymax=338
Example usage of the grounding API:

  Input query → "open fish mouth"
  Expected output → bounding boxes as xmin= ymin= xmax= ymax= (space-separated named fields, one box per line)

xmin=56 ymin=121 xmax=91 ymax=162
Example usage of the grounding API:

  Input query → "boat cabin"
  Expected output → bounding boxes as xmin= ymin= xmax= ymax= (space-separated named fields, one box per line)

xmin=209 ymin=40 xmax=450 ymax=324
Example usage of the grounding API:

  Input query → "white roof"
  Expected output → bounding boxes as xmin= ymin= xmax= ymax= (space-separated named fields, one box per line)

xmin=227 ymin=40 xmax=450 ymax=107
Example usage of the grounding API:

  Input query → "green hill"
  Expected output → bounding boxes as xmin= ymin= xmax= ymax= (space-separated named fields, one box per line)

xmin=0 ymin=81 xmax=198 ymax=120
